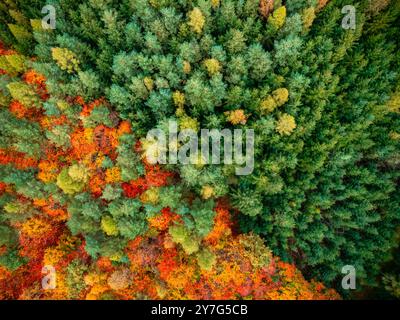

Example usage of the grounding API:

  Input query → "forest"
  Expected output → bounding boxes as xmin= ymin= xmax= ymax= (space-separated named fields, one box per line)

xmin=0 ymin=0 xmax=399 ymax=300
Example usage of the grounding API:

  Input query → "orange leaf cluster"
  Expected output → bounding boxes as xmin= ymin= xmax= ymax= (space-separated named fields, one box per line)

xmin=23 ymin=70 xmax=49 ymax=100
xmin=0 ymin=149 xmax=38 ymax=169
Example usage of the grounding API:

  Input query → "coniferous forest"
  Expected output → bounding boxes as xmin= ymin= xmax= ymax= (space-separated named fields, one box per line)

xmin=0 ymin=0 xmax=399 ymax=300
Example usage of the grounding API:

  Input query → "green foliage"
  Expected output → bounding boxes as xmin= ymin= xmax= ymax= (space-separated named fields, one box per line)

xmin=51 ymin=47 xmax=80 ymax=74
xmin=45 ymin=125 xmax=71 ymax=149
xmin=56 ymin=168 xmax=85 ymax=195
xmin=0 ymin=109 xmax=43 ymax=157
xmin=187 ymin=198 xmax=216 ymax=237
xmin=116 ymin=134 xmax=144 ymax=181
xmin=101 ymin=184 xmax=122 ymax=201
xmin=81 ymin=105 xmax=114 ymax=128
xmin=0 ymin=54 xmax=27 ymax=76
xmin=0 ymin=0 xmax=43 ymax=54
xmin=196 ymin=248 xmax=216 ymax=271
xmin=65 ymin=259 xmax=89 ymax=299
xmin=0 ymin=225 xmax=18 ymax=247
xmin=269 ymin=6 xmax=287 ymax=30
xmin=7 ymin=81 xmax=41 ymax=108
xmin=101 ymin=216 xmax=119 ymax=236
xmin=383 ymin=274 xmax=400 ymax=299
xmin=239 ymin=233 xmax=272 ymax=268
xmin=169 ymin=224 xmax=200 ymax=255
xmin=0 ymin=248 xmax=26 ymax=271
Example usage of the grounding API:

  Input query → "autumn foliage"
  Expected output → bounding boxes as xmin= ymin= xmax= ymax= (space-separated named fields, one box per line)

xmin=0 ymin=47 xmax=339 ymax=300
